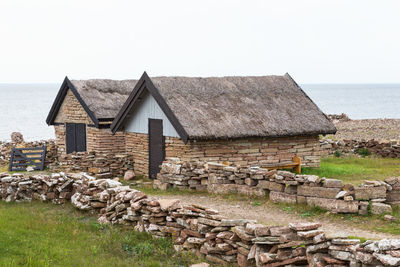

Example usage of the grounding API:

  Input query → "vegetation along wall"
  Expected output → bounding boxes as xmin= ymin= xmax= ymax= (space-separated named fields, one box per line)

xmin=1 ymin=172 xmax=400 ymax=266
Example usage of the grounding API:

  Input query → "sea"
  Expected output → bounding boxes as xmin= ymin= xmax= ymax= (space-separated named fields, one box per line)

xmin=0 ymin=83 xmax=399 ymax=142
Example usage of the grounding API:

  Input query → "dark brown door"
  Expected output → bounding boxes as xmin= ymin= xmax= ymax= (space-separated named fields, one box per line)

xmin=66 ymin=123 xmax=86 ymax=154
xmin=148 ymin=119 xmax=165 ymax=179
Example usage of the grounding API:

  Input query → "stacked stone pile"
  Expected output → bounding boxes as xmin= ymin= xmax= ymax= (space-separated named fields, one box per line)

xmin=3 ymin=172 xmax=400 ymax=266
xmin=156 ymin=159 xmax=399 ymax=215
xmin=50 ymin=151 xmax=134 ymax=178
xmin=0 ymin=171 xmax=78 ymax=203
xmin=320 ymin=138 xmax=400 ymax=158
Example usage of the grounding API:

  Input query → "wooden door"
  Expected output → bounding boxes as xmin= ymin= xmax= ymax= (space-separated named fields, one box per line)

xmin=66 ymin=123 xmax=86 ymax=154
xmin=148 ymin=119 xmax=165 ymax=179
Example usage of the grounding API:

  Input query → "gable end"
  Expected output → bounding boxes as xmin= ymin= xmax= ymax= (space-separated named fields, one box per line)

xmin=111 ymin=72 xmax=189 ymax=143
xmin=46 ymin=77 xmax=99 ymax=127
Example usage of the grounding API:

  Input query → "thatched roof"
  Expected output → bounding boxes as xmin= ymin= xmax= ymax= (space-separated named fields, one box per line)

xmin=70 ymin=79 xmax=138 ymax=119
xmin=111 ymin=72 xmax=336 ymax=140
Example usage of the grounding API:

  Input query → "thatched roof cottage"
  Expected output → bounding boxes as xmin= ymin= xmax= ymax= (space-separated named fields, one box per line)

xmin=47 ymin=72 xmax=336 ymax=178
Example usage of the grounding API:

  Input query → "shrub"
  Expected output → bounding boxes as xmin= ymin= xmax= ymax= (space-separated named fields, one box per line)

xmin=357 ymin=148 xmax=371 ymax=157
xmin=333 ymin=150 xmax=342 ymax=157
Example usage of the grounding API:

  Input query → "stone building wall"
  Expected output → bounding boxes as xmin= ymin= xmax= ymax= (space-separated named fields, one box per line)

xmin=86 ymin=128 xmax=126 ymax=154
xmin=125 ymin=132 xmax=149 ymax=176
xmin=165 ymin=135 xmax=321 ymax=168
xmin=124 ymin=134 xmax=321 ymax=177
xmin=54 ymin=89 xmax=93 ymax=124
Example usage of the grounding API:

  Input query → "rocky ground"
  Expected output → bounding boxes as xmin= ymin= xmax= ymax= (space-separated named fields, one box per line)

xmin=326 ymin=118 xmax=400 ymax=142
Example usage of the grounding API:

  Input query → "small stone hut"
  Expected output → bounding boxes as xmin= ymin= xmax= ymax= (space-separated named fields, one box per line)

xmin=47 ymin=72 xmax=336 ymax=178
xmin=46 ymin=77 xmax=136 ymax=156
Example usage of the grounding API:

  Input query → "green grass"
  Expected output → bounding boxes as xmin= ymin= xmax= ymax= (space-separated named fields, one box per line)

xmin=0 ymin=201 xmax=202 ymax=267
xmin=302 ymin=156 xmax=400 ymax=184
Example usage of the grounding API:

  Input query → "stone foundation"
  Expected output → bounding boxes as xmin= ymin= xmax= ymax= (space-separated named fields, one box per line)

xmin=1 ymin=171 xmax=400 ymax=266
xmin=156 ymin=159 xmax=399 ymax=215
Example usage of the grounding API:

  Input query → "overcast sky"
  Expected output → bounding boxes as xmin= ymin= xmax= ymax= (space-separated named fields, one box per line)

xmin=0 ymin=0 xmax=399 ymax=84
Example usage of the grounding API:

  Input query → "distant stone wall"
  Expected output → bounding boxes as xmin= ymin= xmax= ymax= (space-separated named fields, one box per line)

xmin=321 ymin=138 xmax=400 ymax=158
xmin=155 ymin=159 xmax=400 ymax=215
xmin=1 ymin=172 xmax=400 ymax=266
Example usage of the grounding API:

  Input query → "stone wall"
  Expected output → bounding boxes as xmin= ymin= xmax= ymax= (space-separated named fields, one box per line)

xmin=125 ymin=132 xmax=149 ymax=176
xmin=49 ymin=151 xmax=133 ymax=178
xmin=1 ymin=172 xmax=400 ymax=266
xmin=165 ymin=135 xmax=322 ymax=168
xmin=320 ymin=138 xmax=400 ymax=158
xmin=86 ymin=128 xmax=126 ymax=154
xmin=123 ymin=134 xmax=321 ymax=177
xmin=54 ymin=89 xmax=93 ymax=124
xmin=156 ymin=159 xmax=400 ymax=215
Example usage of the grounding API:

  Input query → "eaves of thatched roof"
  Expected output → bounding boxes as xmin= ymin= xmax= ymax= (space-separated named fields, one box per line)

xmin=111 ymin=72 xmax=336 ymax=142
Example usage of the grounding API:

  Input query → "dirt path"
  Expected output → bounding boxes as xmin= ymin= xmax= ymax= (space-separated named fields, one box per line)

xmin=147 ymin=193 xmax=399 ymax=240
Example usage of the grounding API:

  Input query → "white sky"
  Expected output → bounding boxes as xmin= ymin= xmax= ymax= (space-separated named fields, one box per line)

xmin=0 ymin=0 xmax=399 ymax=84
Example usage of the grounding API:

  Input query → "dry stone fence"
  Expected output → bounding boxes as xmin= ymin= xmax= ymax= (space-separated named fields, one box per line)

xmin=1 ymin=172 xmax=400 ymax=266
xmin=155 ymin=159 xmax=400 ymax=215
xmin=320 ymin=139 xmax=400 ymax=158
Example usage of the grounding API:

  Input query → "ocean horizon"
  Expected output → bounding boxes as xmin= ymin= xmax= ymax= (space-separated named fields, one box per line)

xmin=0 ymin=83 xmax=399 ymax=142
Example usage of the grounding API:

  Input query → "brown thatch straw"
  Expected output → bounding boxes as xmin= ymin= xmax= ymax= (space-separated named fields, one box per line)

xmin=149 ymin=74 xmax=336 ymax=139
xmin=70 ymin=79 xmax=138 ymax=119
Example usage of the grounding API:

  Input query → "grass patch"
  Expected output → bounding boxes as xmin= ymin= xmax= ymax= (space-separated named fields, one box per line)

xmin=0 ymin=201 xmax=203 ymax=267
xmin=302 ymin=156 xmax=400 ymax=184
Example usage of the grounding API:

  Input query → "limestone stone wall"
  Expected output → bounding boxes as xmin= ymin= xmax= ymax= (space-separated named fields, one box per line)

xmin=1 ymin=172 xmax=400 ymax=266
xmin=165 ymin=135 xmax=322 ymax=168
xmin=123 ymin=134 xmax=321 ymax=177
xmin=86 ymin=128 xmax=126 ymax=154
xmin=49 ymin=151 xmax=133 ymax=178
xmin=125 ymin=132 xmax=149 ymax=176
xmin=156 ymin=159 xmax=399 ymax=215
xmin=54 ymin=89 xmax=93 ymax=124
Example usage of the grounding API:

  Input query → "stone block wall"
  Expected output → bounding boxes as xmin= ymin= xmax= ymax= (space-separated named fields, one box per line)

xmin=1 ymin=172 xmax=400 ymax=266
xmin=86 ymin=128 xmax=126 ymax=154
xmin=156 ymin=159 xmax=400 ymax=215
xmin=123 ymin=134 xmax=321 ymax=177
xmin=165 ymin=135 xmax=322 ymax=168
xmin=125 ymin=132 xmax=149 ymax=176
xmin=49 ymin=151 xmax=134 ymax=178
xmin=54 ymin=89 xmax=93 ymax=124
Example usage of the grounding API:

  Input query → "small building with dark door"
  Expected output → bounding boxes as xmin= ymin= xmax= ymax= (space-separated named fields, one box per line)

xmin=110 ymin=72 xmax=337 ymax=179
xmin=46 ymin=77 xmax=136 ymax=157
xmin=47 ymin=72 xmax=336 ymax=179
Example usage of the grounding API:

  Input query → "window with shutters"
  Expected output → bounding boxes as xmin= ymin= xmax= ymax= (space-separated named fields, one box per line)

xmin=66 ymin=123 xmax=87 ymax=154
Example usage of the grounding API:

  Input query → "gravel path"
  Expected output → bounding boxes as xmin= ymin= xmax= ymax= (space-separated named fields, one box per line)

xmin=148 ymin=193 xmax=399 ymax=240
